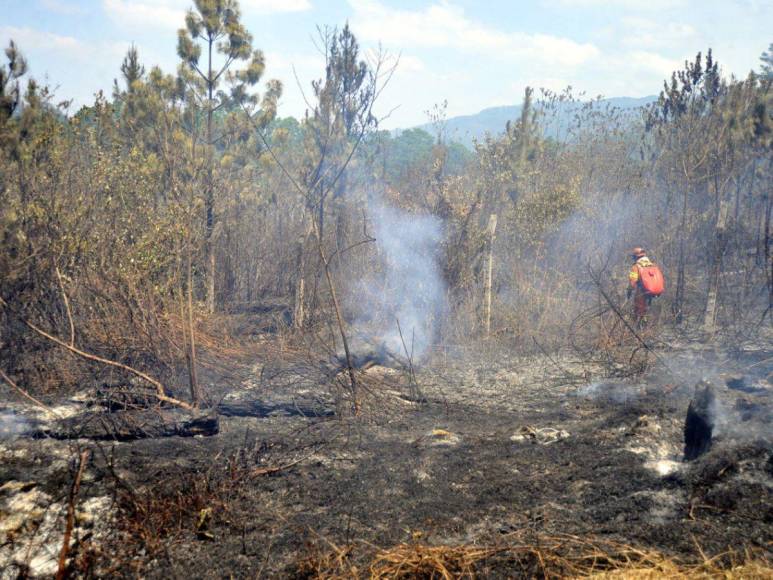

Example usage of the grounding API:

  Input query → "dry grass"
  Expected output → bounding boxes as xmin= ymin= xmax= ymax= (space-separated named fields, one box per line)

xmin=297 ymin=533 xmax=773 ymax=579
xmin=369 ymin=543 xmax=496 ymax=579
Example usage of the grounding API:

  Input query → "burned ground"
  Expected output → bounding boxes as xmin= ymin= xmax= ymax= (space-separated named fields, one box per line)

xmin=1 ymin=340 xmax=772 ymax=578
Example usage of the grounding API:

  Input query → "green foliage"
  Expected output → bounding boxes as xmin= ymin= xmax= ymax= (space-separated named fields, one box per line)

xmin=760 ymin=43 xmax=773 ymax=80
xmin=311 ymin=24 xmax=374 ymax=139
xmin=120 ymin=45 xmax=145 ymax=93
xmin=646 ymin=50 xmax=722 ymax=129
xmin=177 ymin=0 xmax=272 ymax=109
xmin=0 ymin=41 xmax=27 ymax=141
xmin=369 ymin=128 xmax=471 ymax=185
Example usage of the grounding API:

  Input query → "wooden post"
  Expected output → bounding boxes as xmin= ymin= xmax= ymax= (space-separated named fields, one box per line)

xmin=293 ymin=238 xmax=306 ymax=330
xmin=185 ymin=230 xmax=200 ymax=408
xmin=294 ymin=220 xmax=312 ymax=330
xmin=703 ymin=197 xmax=729 ymax=334
xmin=484 ymin=214 xmax=498 ymax=338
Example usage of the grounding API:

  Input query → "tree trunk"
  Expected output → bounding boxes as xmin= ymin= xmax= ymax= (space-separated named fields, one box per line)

xmin=293 ymin=221 xmax=312 ymax=330
xmin=205 ymin=34 xmax=216 ymax=314
xmin=703 ymin=195 xmax=729 ymax=333
xmin=312 ymin=217 xmax=358 ymax=413
xmin=673 ymin=188 xmax=689 ymax=324
xmin=186 ymin=231 xmax=201 ymax=408
xmin=765 ymin=191 xmax=772 ymax=313
xmin=483 ymin=214 xmax=497 ymax=337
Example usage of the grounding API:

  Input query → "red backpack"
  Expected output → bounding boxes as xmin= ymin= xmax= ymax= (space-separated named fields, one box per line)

xmin=638 ymin=264 xmax=665 ymax=296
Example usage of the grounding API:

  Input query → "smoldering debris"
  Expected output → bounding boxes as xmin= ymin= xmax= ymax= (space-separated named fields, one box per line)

xmin=510 ymin=425 xmax=570 ymax=445
xmin=725 ymin=375 xmax=769 ymax=395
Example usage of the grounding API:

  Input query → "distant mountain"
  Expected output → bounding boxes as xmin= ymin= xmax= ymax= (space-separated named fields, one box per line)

xmin=408 ymin=96 xmax=658 ymax=148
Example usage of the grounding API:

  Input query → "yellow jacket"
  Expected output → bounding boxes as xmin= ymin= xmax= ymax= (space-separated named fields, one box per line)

xmin=629 ymin=256 xmax=653 ymax=288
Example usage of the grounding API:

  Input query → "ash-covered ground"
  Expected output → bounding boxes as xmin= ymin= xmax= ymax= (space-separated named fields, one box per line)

xmin=1 ymin=336 xmax=771 ymax=577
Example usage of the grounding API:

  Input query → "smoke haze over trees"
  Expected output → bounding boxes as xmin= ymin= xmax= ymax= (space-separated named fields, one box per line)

xmin=0 ymin=5 xmax=770 ymax=409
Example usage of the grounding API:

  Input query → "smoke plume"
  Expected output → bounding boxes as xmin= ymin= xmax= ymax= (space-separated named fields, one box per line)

xmin=349 ymin=201 xmax=446 ymax=360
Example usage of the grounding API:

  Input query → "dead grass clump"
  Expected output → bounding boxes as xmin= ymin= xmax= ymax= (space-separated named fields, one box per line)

xmin=295 ymin=535 xmax=773 ymax=579
xmin=369 ymin=543 xmax=497 ymax=579
xmin=296 ymin=542 xmax=359 ymax=579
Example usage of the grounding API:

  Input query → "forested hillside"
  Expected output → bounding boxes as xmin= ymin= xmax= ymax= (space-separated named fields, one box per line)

xmin=413 ymin=95 xmax=658 ymax=147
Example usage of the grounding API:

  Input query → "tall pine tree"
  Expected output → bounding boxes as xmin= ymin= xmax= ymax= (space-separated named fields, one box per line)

xmin=177 ymin=0 xmax=276 ymax=312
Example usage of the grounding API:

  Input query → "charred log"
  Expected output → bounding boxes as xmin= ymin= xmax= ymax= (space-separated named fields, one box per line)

xmin=33 ymin=409 xmax=219 ymax=441
xmin=217 ymin=399 xmax=334 ymax=418
xmin=684 ymin=381 xmax=716 ymax=461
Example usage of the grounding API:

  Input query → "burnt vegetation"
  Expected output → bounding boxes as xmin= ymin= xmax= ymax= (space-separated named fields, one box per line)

xmin=0 ymin=3 xmax=772 ymax=577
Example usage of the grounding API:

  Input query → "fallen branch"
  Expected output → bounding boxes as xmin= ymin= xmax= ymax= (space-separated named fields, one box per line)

xmin=250 ymin=448 xmax=318 ymax=478
xmin=0 ymin=297 xmax=192 ymax=411
xmin=0 ymin=367 xmax=58 ymax=415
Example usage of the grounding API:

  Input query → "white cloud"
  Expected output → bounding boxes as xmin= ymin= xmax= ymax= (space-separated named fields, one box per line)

xmin=102 ymin=0 xmax=311 ymax=30
xmin=627 ymin=50 xmax=682 ymax=76
xmin=396 ymin=54 xmax=425 ymax=73
xmin=619 ymin=16 xmax=695 ymax=49
xmin=348 ymin=0 xmax=599 ymax=67
xmin=0 ymin=26 xmax=84 ymax=53
xmin=552 ymin=0 xmax=685 ymax=9
xmin=241 ymin=0 xmax=312 ymax=13
xmin=0 ymin=25 xmax=130 ymax=67
xmin=102 ymin=0 xmax=185 ymax=30
xmin=581 ymin=48 xmax=685 ymax=98
xmin=38 ymin=0 xmax=85 ymax=14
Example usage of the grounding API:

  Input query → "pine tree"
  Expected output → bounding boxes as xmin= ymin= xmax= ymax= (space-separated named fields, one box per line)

xmin=0 ymin=41 xmax=27 ymax=127
xmin=176 ymin=0 xmax=275 ymax=313
xmin=307 ymin=24 xmax=375 ymax=240
xmin=761 ymin=43 xmax=773 ymax=80
xmin=120 ymin=45 xmax=145 ymax=93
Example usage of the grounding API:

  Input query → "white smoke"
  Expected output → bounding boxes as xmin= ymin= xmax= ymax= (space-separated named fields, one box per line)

xmin=573 ymin=380 xmax=643 ymax=404
xmin=710 ymin=389 xmax=773 ymax=442
xmin=0 ymin=409 xmax=29 ymax=439
xmin=349 ymin=201 xmax=446 ymax=360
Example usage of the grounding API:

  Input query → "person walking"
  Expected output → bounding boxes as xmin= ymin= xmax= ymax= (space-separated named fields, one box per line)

xmin=627 ymin=247 xmax=665 ymax=327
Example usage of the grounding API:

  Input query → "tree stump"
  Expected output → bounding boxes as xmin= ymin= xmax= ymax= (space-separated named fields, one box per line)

xmin=684 ymin=381 xmax=715 ymax=461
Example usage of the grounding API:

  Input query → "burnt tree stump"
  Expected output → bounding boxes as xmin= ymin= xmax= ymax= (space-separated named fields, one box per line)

xmin=684 ymin=381 xmax=715 ymax=461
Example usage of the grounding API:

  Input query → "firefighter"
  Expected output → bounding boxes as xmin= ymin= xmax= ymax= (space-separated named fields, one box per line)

xmin=627 ymin=247 xmax=664 ymax=327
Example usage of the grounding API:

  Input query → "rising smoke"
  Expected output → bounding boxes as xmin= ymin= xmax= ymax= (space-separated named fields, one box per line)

xmin=348 ymin=200 xmax=446 ymax=361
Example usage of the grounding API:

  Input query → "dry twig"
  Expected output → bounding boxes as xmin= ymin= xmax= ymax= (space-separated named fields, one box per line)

xmin=56 ymin=449 xmax=90 ymax=580
xmin=0 ymin=296 xmax=193 ymax=410
xmin=0 ymin=367 xmax=57 ymax=415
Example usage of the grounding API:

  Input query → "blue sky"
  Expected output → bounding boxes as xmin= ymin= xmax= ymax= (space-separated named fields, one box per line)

xmin=1 ymin=0 xmax=771 ymax=128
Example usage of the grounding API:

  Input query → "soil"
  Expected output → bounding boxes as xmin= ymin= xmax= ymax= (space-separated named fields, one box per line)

xmin=1 ymin=338 xmax=771 ymax=577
